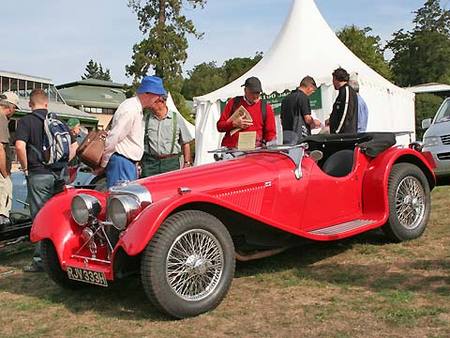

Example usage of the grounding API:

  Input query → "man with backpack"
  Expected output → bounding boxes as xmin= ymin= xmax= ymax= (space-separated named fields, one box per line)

xmin=280 ymin=76 xmax=322 ymax=144
xmin=15 ymin=88 xmax=76 ymax=272
xmin=217 ymin=76 xmax=277 ymax=149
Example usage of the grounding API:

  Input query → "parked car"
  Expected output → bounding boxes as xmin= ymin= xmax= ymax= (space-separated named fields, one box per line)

xmin=30 ymin=133 xmax=435 ymax=318
xmin=0 ymin=167 xmax=105 ymax=246
xmin=422 ymin=97 xmax=450 ymax=178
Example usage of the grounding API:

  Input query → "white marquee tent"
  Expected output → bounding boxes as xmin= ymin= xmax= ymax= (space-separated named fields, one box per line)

xmin=193 ymin=0 xmax=415 ymax=164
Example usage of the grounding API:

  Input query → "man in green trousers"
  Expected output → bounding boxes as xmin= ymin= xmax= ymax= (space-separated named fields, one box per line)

xmin=141 ymin=84 xmax=193 ymax=177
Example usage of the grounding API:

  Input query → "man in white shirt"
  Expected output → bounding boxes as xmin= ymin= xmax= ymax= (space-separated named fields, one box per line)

xmin=98 ymin=76 xmax=167 ymax=188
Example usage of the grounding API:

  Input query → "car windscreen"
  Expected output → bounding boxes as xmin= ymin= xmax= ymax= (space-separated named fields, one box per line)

xmin=434 ymin=99 xmax=450 ymax=123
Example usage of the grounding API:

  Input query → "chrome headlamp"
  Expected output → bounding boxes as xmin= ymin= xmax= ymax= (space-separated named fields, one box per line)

xmin=71 ymin=194 xmax=102 ymax=226
xmin=107 ymin=195 xmax=141 ymax=230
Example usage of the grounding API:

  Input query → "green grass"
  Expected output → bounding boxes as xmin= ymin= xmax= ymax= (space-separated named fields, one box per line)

xmin=0 ymin=186 xmax=449 ymax=337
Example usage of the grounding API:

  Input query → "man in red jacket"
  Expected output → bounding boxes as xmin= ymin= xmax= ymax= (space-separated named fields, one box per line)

xmin=217 ymin=77 xmax=276 ymax=148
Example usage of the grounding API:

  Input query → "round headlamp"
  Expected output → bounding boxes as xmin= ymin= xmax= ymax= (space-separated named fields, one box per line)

xmin=71 ymin=194 xmax=102 ymax=226
xmin=107 ymin=195 xmax=141 ymax=230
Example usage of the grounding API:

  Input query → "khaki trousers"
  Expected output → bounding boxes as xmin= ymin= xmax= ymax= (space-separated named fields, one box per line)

xmin=0 ymin=174 xmax=12 ymax=217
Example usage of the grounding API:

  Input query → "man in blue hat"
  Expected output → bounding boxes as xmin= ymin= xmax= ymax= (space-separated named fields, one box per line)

xmin=98 ymin=75 xmax=168 ymax=188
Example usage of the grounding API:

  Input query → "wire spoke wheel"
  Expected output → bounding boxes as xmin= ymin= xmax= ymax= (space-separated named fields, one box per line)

xmin=395 ymin=176 xmax=426 ymax=230
xmin=166 ymin=229 xmax=224 ymax=301
xmin=383 ymin=163 xmax=431 ymax=242
xmin=141 ymin=210 xmax=235 ymax=318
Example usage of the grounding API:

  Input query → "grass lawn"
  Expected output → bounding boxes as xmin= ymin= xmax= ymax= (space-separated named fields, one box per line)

xmin=0 ymin=187 xmax=449 ymax=337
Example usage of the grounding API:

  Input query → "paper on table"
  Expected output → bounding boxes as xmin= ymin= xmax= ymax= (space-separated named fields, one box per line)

xmin=237 ymin=131 xmax=257 ymax=151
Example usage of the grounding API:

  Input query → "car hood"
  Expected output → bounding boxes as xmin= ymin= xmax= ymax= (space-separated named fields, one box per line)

xmin=135 ymin=152 xmax=295 ymax=202
xmin=424 ymin=120 xmax=450 ymax=138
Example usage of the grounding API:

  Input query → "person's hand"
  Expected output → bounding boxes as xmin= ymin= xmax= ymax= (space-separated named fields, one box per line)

xmin=313 ymin=119 xmax=322 ymax=129
xmin=93 ymin=167 xmax=105 ymax=176
xmin=232 ymin=116 xmax=253 ymax=129
xmin=183 ymin=160 xmax=192 ymax=168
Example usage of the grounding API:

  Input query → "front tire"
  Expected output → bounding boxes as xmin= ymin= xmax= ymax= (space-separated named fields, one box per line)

xmin=41 ymin=240 xmax=84 ymax=289
xmin=383 ymin=163 xmax=431 ymax=242
xmin=141 ymin=210 xmax=235 ymax=318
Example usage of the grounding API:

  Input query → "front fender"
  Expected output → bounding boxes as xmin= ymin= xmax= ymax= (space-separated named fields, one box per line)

xmin=117 ymin=192 xmax=276 ymax=256
xmin=30 ymin=188 xmax=107 ymax=264
xmin=361 ymin=147 xmax=435 ymax=218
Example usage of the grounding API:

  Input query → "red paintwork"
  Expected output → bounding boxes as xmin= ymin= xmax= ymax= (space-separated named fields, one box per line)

xmin=30 ymin=146 xmax=435 ymax=280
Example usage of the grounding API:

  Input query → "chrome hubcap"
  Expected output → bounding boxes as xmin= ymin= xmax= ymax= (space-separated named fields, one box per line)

xmin=395 ymin=176 xmax=425 ymax=230
xmin=166 ymin=229 xmax=224 ymax=301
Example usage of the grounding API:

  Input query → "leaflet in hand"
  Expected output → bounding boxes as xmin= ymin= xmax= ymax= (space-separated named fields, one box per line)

xmin=230 ymin=105 xmax=253 ymax=136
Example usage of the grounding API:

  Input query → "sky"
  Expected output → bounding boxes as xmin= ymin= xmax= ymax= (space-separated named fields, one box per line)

xmin=1 ymin=0 xmax=445 ymax=85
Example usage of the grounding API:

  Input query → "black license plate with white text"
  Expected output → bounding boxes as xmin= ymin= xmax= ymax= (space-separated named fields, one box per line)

xmin=67 ymin=266 xmax=108 ymax=287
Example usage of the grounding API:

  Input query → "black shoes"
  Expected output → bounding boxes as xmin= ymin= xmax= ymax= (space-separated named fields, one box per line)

xmin=23 ymin=261 xmax=44 ymax=273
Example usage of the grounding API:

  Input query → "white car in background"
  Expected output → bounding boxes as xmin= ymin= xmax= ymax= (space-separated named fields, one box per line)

xmin=422 ymin=97 xmax=450 ymax=178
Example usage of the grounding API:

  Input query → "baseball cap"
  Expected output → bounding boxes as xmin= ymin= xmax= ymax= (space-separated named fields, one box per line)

xmin=137 ymin=76 xmax=167 ymax=96
xmin=0 ymin=91 xmax=19 ymax=109
xmin=242 ymin=77 xmax=263 ymax=93
xmin=67 ymin=118 xmax=80 ymax=129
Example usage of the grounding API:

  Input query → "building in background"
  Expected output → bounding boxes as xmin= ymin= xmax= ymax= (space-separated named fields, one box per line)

xmin=1 ymin=70 xmax=98 ymax=161
xmin=57 ymin=79 xmax=127 ymax=129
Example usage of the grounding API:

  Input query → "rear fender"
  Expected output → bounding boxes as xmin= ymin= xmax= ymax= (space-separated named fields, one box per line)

xmin=361 ymin=148 xmax=435 ymax=218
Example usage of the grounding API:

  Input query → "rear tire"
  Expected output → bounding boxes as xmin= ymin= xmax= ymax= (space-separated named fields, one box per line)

xmin=141 ymin=210 xmax=235 ymax=318
xmin=41 ymin=240 xmax=85 ymax=289
xmin=382 ymin=163 xmax=431 ymax=242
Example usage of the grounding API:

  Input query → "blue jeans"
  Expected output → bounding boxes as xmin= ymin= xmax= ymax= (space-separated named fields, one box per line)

xmin=106 ymin=153 xmax=138 ymax=188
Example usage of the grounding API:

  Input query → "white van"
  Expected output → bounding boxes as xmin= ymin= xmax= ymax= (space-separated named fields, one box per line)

xmin=422 ymin=97 xmax=450 ymax=178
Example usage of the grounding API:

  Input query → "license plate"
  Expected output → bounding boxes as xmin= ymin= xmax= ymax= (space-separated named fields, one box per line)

xmin=67 ymin=266 xmax=108 ymax=287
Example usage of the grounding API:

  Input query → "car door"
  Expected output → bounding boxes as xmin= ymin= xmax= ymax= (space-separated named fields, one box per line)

xmin=300 ymin=150 xmax=363 ymax=232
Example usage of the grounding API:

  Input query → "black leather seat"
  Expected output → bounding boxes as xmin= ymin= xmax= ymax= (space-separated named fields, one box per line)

xmin=321 ymin=149 xmax=355 ymax=177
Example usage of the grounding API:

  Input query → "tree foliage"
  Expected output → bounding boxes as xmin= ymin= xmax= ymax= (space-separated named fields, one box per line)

xmin=386 ymin=0 xmax=450 ymax=86
xmin=337 ymin=25 xmax=392 ymax=80
xmin=126 ymin=0 xmax=206 ymax=83
xmin=126 ymin=0 xmax=206 ymax=119
xmin=82 ymin=59 xmax=112 ymax=81
xmin=181 ymin=53 xmax=263 ymax=100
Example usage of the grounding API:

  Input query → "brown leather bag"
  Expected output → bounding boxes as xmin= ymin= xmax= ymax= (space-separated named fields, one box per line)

xmin=76 ymin=130 xmax=108 ymax=168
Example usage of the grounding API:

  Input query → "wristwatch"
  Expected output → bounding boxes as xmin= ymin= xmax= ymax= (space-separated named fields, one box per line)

xmin=184 ymin=161 xmax=191 ymax=166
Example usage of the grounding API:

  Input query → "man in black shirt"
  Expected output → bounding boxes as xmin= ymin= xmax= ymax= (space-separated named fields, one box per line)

xmin=326 ymin=67 xmax=358 ymax=134
xmin=15 ymin=89 xmax=76 ymax=272
xmin=281 ymin=76 xmax=321 ymax=144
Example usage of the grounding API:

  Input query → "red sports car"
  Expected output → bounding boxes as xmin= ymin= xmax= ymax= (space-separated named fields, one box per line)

xmin=30 ymin=133 xmax=435 ymax=318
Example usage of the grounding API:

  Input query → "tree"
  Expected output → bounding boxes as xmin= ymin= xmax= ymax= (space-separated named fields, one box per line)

xmin=337 ymin=25 xmax=392 ymax=80
xmin=181 ymin=53 xmax=263 ymax=100
xmin=386 ymin=0 xmax=450 ymax=86
xmin=415 ymin=93 xmax=444 ymax=139
xmin=126 ymin=0 xmax=206 ymax=84
xmin=222 ymin=52 xmax=263 ymax=83
xmin=82 ymin=59 xmax=112 ymax=81
xmin=126 ymin=0 xmax=207 ymax=120
xmin=181 ymin=62 xmax=226 ymax=100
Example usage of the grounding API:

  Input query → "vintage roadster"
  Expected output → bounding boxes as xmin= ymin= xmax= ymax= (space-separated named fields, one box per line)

xmin=30 ymin=133 xmax=435 ymax=318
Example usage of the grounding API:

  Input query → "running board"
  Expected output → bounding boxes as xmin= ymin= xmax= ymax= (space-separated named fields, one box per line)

xmin=309 ymin=219 xmax=377 ymax=236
